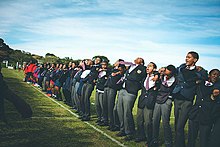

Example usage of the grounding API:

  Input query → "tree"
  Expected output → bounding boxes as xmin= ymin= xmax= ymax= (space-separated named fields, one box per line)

xmin=44 ymin=53 xmax=59 ymax=63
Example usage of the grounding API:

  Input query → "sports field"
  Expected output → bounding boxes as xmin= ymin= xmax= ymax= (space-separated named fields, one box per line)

xmin=0 ymin=68 xmax=197 ymax=147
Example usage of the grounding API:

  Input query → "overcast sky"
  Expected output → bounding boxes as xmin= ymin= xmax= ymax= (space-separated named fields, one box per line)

xmin=0 ymin=0 xmax=220 ymax=70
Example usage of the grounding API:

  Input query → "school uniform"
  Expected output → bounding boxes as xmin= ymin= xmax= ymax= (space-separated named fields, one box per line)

xmin=95 ymin=69 xmax=109 ymax=124
xmin=172 ymin=64 xmax=208 ymax=147
xmin=196 ymin=80 xmax=220 ymax=147
xmin=152 ymin=75 xmax=176 ymax=147
xmin=70 ymin=68 xmax=81 ymax=110
xmin=136 ymin=72 xmax=159 ymax=144
xmin=117 ymin=64 xmax=146 ymax=138
xmin=102 ymin=68 xmax=124 ymax=129
xmin=72 ymin=69 xmax=83 ymax=114
xmin=81 ymin=65 xmax=100 ymax=120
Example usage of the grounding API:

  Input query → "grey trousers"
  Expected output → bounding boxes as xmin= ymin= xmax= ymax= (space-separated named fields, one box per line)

xmin=153 ymin=99 xmax=173 ymax=147
xmin=174 ymin=99 xmax=193 ymax=147
xmin=117 ymin=89 xmax=136 ymax=135
xmin=74 ymin=82 xmax=81 ymax=111
xmin=136 ymin=106 xmax=153 ymax=143
xmin=81 ymin=83 xmax=94 ymax=118
xmin=42 ymin=76 xmax=47 ymax=91
xmin=103 ymin=87 xmax=118 ymax=127
xmin=95 ymin=90 xmax=104 ymax=121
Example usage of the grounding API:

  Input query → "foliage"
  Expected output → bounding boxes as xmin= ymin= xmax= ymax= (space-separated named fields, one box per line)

xmin=9 ymin=50 xmax=35 ymax=65
xmin=44 ymin=53 xmax=59 ymax=63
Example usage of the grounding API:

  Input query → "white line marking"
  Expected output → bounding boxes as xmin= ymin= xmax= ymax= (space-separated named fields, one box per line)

xmin=31 ymin=86 xmax=126 ymax=147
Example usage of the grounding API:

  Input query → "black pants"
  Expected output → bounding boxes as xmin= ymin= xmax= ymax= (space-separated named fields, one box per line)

xmin=0 ymin=96 xmax=6 ymax=121
xmin=174 ymin=99 xmax=193 ymax=147
xmin=187 ymin=119 xmax=199 ymax=147
xmin=209 ymin=118 xmax=220 ymax=147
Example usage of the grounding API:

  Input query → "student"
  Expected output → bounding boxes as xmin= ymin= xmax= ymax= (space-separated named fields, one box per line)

xmin=80 ymin=58 xmax=101 ymax=121
xmin=196 ymin=69 xmax=220 ymax=147
xmin=102 ymin=59 xmax=126 ymax=130
xmin=209 ymin=72 xmax=220 ymax=147
xmin=71 ymin=61 xmax=85 ymax=114
xmin=172 ymin=51 xmax=208 ymax=147
xmin=95 ymin=61 xmax=110 ymax=125
xmin=152 ymin=65 xmax=177 ymax=147
xmin=116 ymin=57 xmax=146 ymax=141
xmin=135 ymin=62 xmax=159 ymax=145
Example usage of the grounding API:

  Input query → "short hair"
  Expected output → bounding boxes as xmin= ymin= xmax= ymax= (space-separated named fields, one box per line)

xmin=118 ymin=59 xmax=124 ymax=62
xmin=0 ymin=38 xmax=4 ymax=43
xmin=166 ymin=64 xmax=177 ymax=76
xmin=101 ymin=61 xmax=108 ymax=65
xmin=149 ymin=62 xmax=157 ymax=69
xmin=140 ymin=58 xmax=145 ymax=65
xmin=188 ymin=51 xmax=199 ymax=60
xmin=209 ymin=69 xmax=220 ymax=75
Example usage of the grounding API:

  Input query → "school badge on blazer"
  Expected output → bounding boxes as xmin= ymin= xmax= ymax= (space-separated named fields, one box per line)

xmin=137 ymin=70 xmax=142 ymax=74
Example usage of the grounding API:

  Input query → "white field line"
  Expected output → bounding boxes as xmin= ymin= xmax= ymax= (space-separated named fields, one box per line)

xmin=31 ymin=86 xmax=126 ymax=147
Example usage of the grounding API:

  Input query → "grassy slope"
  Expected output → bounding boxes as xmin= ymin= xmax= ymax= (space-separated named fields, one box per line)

xmin=0 ymin=68 xmax=197 ymax=147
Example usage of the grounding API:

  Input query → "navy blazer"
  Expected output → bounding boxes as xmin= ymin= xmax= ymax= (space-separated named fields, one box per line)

xmin=173 ymin=64 xmax=208 ymax=101
xmin=124 ymin=65 xmax=147 ymax=95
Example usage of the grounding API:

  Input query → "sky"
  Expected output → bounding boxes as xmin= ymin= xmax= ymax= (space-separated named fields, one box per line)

xmin=0 ymin=0 xmax=220 ymax=70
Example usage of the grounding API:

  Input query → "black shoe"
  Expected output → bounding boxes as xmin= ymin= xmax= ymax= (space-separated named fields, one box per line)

xmin=111 ymin=126 xmax=120 ymax=131
xmin=81 ymin=117 xmax=90 ymax=121
xmin=107 ymin=126 xmax=112 ymax=130
xmin=96 ymin=119 xmax=101 ymax=124
xmin=116 ymin=131 xmax=126 ymax=137
xmin=135 ymin=137 xmax=146 ymax=142
xmin=124 ymin=135 xmax=134 ymax=141
xmin=98 ymin=122 xmax=108 ymax=126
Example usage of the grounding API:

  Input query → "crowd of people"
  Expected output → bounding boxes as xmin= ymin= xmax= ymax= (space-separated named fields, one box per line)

xmin=22 ymin=51 xmax=220 ymax=147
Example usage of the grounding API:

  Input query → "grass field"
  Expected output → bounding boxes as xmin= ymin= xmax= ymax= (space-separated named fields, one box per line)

xmin=0 ymin=68 xmax=198 ymax=147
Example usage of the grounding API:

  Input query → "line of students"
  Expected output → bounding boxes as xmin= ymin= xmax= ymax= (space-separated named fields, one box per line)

xmin=22 ymin=51 xmax=220 ymax=147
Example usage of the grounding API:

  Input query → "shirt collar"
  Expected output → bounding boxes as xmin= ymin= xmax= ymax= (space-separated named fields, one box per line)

xmin=205 ymin=81 xmax=213 ymax=86
xmin=186 ymin=66 xmax=196 ymax=70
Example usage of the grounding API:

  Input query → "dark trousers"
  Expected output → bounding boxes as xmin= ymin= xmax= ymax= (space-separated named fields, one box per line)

xmin=209 ymin=118 xmax=220 ymax=147
xmin=187 ymin=119 xmax=199 ymax=147
xmin=0 ymin=96 xmax=6 ymax=121
xmin=199 ymin=124 xmax=212 ymax=147
xmin=103 ymin=87 xmax=117 ymax=127
xmin=62 ymin=88 xmax=71 ymax=105
xmin=81 ymin=83 xmax=94 ymax=118
xmin=174 ymin=99 xmax=193 ymax=147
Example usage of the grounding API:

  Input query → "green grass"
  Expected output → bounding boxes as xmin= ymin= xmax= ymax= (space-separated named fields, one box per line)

xmin=0 ymin=68 xmax=198 ymax=147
